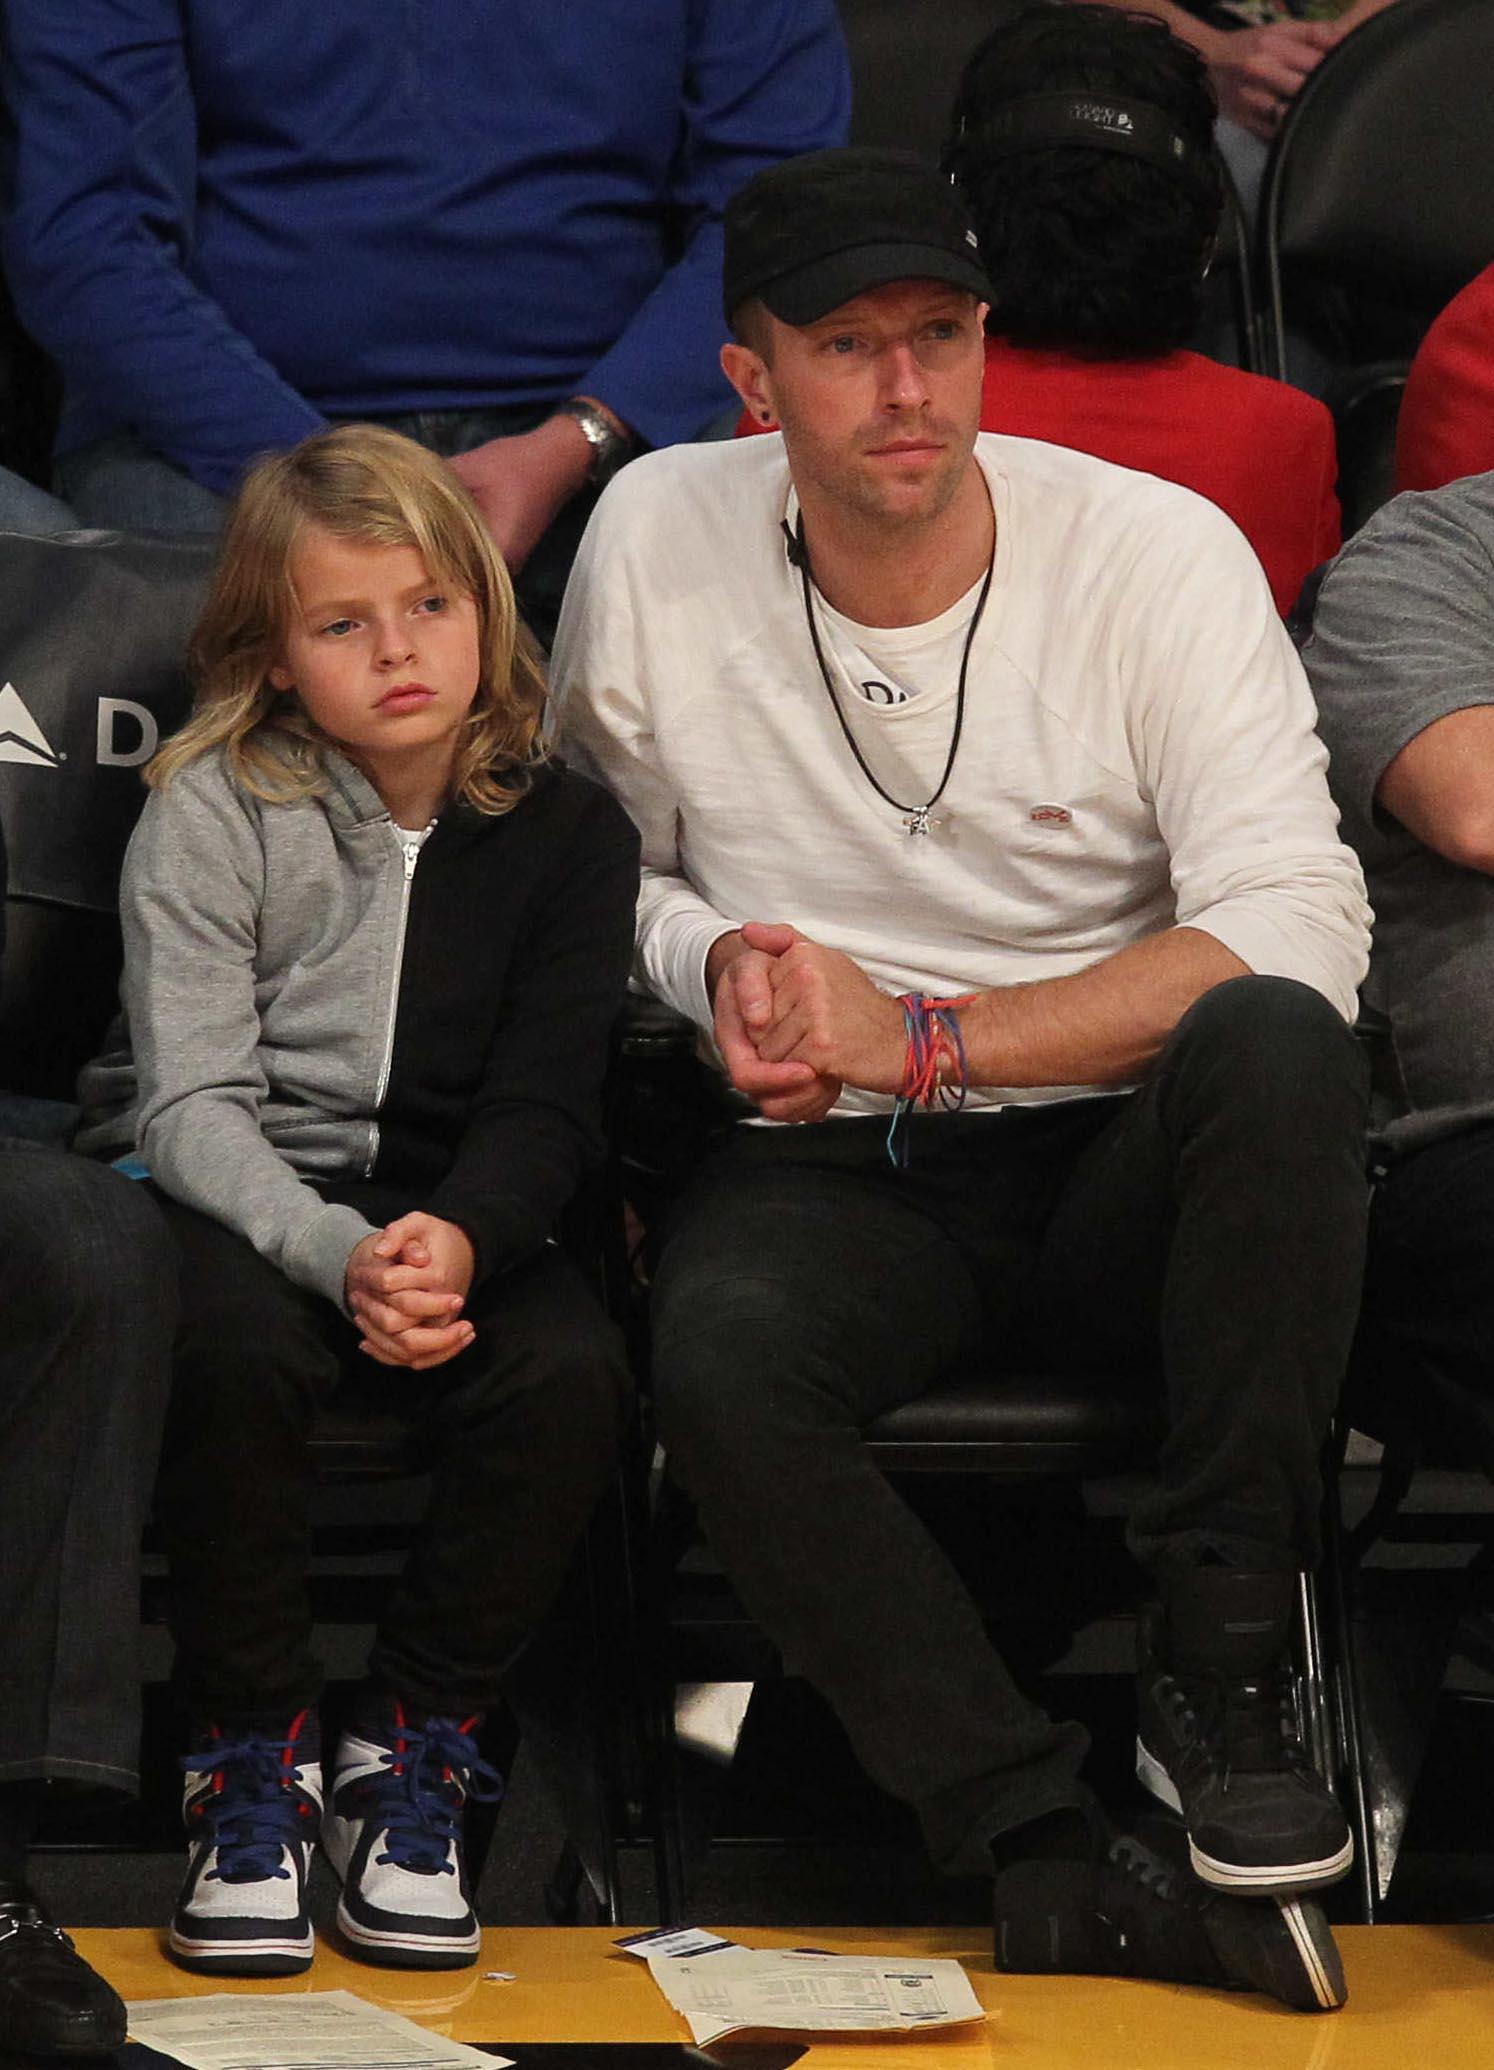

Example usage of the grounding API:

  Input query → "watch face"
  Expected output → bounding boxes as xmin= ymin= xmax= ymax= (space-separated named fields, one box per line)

xmin=562 ymin=401 xmax=630 ymax=485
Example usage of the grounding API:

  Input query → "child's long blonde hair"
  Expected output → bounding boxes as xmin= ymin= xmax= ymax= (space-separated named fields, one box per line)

xmin=149 ymin=424 xmax=547 ymax=813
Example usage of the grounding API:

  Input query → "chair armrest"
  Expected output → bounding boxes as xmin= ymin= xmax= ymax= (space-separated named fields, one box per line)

xmin=618 ymin=990 xmax=698 ymax=1062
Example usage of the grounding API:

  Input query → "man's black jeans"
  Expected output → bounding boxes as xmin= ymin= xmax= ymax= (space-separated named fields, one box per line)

xmin=649 ymin=976 xmax=1370 ymax=1874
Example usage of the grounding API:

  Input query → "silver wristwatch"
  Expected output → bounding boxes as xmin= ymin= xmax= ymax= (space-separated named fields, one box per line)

xmin=557 ymin=398 xmax=634 ymax=488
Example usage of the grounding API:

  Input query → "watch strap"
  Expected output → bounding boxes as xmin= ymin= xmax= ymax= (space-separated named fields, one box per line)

xmin=556 ymin=399 xmax=633 ymax=487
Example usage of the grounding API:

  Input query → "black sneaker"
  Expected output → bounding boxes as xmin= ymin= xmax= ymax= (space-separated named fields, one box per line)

xmin=993 ymin=1832 xmax=1346 ymax=2013
xmin=170 ymin=1710 xmax=321 ymax=1976
xmin=0 ymin=1880 xmax=127 ymax=2056
xmin=1135 ymin=1572 xmax=1353 ymax=1894
xmin=323 ymin=1701 xmax=501 ymax=1969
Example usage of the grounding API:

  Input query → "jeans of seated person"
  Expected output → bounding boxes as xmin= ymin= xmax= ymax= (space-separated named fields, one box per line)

xmin=0 ymin=462 xmax=80 ymax=535
xmin=0 ymin=1090 xmax=79 ymax=1146
xmin=53 ymin=405 xmax=605 ymax=646
xmin=0 ymin=1142 xmax=175 ymax=1792
xmin=647 ymin=976 xmax=1369 ymax=1874
xmin=56 ymin=433 xmax=225 ymax=534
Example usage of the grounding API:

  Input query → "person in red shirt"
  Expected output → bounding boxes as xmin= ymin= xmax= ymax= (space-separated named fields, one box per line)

xmin=1394 ymin=262 xmax=1494 ymax=496
xmin=740 ymin=7 xmax=1340 ymax=616
xmin=948 ymin=5 xmax=1340 ymax=616
xmin=968 ymin=332 xmax=1339 ymax=616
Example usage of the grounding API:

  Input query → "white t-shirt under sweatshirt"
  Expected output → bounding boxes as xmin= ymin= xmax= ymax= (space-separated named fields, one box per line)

xmin=550 ymin=432 xmax=1369 ymax=1119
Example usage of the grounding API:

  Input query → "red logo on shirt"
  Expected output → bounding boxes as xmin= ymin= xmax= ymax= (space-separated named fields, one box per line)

xmin=1029 ymin=804 xmax=1073 ymax=827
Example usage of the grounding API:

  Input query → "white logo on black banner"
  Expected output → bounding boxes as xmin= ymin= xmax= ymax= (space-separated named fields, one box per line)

xmin=97 ymin=697 xmax=159 ymax=769
xmin=0 ymin=681 xmax=62 ymax=766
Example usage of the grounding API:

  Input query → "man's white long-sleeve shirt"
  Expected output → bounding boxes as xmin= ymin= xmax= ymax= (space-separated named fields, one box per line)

xmin=551 ymin=432 xmax=1369 ymax=1117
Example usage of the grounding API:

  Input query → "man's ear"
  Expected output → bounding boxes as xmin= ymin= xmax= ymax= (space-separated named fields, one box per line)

xmin=720 ymin=342 xmax=778 ymax=429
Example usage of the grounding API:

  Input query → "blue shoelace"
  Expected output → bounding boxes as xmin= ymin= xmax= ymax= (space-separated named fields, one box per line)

xmin=181 ymin=1729 xmax=313 ymax=1885
xmin=367 ymin=1715 xmax=503 ymax=1876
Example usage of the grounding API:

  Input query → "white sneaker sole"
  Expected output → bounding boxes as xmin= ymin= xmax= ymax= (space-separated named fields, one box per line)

xmin=1276 ymin=1897 xmax=1347 ymax=2010
xmin=1136 ymin=1737 xmax=1354 ymax=1892
xmin=168 ymin=1923 xmax=313 ymax=1975
xmin=334 ymin=1897 xmax=479 ymax=1969
xmin=326 ymin=1814 xmax=479 ymax=1970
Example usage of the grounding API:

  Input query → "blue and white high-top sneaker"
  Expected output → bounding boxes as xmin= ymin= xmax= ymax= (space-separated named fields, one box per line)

xmin=323 ymin=1702 xmax=501 ymax=1969
xmin=170 ymin=1711 xmax=322 ymax=1976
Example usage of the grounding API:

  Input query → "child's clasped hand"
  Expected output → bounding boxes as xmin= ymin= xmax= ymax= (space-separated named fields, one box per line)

xmin=345 ymin=1210 xmax=477 ymax=1370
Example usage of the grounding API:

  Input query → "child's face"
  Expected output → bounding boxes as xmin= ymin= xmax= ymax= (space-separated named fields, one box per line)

xmin=269 ymin=527 xmax=481 ymax=785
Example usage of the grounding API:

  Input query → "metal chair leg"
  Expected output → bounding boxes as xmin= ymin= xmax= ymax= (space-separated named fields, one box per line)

xmin=1320 ymin=1527 xmax=1376 ymax=1921
xmin=1295 ymin=1567 xmax=1333 ymax=1783
xmin=1301 ymin=1424 xmax=1376 ymax=1922
xmin=1298 ymin=1562 xmax=1373 ymax=1921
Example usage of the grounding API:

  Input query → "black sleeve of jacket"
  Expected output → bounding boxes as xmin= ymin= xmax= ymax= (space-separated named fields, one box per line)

xmin=427 ymin=782 xmax=640 ymax=1285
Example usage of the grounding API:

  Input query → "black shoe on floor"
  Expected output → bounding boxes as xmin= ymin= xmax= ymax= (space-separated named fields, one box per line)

xmin=0 ymin=1880 xmax=127 ymax=2057
xmin=992 ymin=1832 xmax=1346 ymax=2013
xmin=1135 ymin=1571 xmax=1353 ymax=1895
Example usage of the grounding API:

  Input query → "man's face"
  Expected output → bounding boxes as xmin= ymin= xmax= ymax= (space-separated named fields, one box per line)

xmin=731 ymin=279 xmax=987 ymax=536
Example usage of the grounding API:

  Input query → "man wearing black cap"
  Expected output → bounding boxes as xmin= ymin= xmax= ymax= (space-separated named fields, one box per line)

xmin=552 ymin=148 xmax=1370 ymax=2010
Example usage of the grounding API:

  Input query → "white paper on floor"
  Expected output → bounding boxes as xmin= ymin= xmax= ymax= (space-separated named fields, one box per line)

xmin=125 ymin=1987 xmax=513 ymax=2070
xmin=644 ymin=1945 xmax=985 ymax=2044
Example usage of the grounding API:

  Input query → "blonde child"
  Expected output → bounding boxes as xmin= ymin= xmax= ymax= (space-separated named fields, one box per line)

xmin=80 ymin=425 xmax=637 ymax=1975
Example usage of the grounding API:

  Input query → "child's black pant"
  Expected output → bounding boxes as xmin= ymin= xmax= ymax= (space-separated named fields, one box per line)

xmin=151 ymin=1191 xmax=631 ymax=1722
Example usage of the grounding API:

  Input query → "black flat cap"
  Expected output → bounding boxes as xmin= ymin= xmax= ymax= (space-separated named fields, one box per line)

xmin=723 ymin=146 xmax=991 ymax=328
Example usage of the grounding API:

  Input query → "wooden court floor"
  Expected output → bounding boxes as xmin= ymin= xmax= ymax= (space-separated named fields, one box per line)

xmin=83 ymin=1921 xmax=1494 ymax=2067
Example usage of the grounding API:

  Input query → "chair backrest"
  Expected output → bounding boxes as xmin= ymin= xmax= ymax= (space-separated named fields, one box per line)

xmin=1212 ymin=157 xmax=1263 ymax=376
xmin=1259 ymin=0 xmax=1494 ymax=379
xmin=838 ymin=0 xmax=1028 ymax=159
xmin=0 ymin=530 xmax=212 ymax=1096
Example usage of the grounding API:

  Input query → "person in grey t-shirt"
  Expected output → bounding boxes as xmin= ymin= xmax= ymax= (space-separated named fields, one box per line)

xmin=1305 ymin=467 xmax=1494 ymax=1458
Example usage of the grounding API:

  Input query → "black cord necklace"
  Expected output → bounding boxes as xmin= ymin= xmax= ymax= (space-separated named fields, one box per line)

xmin=793 ymin=511 xmax=995 ymax=837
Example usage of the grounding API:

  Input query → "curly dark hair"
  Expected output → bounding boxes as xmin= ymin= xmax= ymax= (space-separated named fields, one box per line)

xmin=943 ymin=3 xmax=1224 ymax=357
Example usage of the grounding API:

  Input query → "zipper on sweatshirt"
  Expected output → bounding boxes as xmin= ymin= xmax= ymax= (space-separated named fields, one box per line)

xmin=364 ymin=830 xmax=423 ymax=1177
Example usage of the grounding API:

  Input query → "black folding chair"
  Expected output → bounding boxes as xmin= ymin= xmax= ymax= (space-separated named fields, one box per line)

xmin=1257 ymin=0 xmax=1494 ymax=417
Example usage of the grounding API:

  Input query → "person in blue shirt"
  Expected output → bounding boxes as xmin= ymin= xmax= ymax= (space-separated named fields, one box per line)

xmin=0 ymin=0 xmax=849 ymax=637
